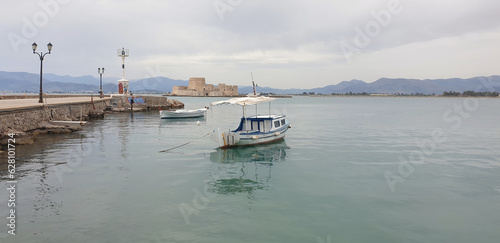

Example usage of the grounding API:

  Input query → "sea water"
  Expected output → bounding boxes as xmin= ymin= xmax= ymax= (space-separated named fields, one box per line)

xmin=1 ymin=96 xmax=499 ymax=243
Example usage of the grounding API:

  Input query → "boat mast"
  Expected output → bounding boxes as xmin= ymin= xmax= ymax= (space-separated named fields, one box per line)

xmin=251 ymin=72 xmax=258 ymax=115
xmin=243 ymin=103 xmax=249 ymax=133
xmin=251 ymin=72 xmax=256 ymax=96
xmin=269 ymin=101 xmax=271 ymax=117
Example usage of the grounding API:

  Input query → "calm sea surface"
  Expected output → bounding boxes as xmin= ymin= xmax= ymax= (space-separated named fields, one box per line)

xmin=1 ymin=96 xmax=499 ymax=243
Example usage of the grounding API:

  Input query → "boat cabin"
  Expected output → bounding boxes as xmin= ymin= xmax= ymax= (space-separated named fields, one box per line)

xmin=234 ymin=114 xmax=288 ymax=134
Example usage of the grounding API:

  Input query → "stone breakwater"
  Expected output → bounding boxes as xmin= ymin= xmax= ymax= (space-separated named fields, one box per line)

xmin=111 ymin=95 xmax=184 ymax=111
xmin=0 ymin=95 xmax=183 ymax=151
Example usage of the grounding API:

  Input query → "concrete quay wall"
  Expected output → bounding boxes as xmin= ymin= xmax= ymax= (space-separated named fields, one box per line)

xmin=0 ymin=96 xmax=183 ymax=149
xmin=0 ymin=94 xmax=106 ymax=100
xmin=0 ymin=100 xmax=108 ymax=133
xmin=0 ymin=99 xmax=109 ymax=147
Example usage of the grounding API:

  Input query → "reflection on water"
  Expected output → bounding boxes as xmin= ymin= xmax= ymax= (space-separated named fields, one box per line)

xmin=209 ymin=140 xmax=289 ymax=164
xmin=117 ymin=113 xmax=130 ymax=159
xmin=33 ymin=163 xmax=62 ymax=217
xmin=207 ymin=141 xmax=289 ymax=199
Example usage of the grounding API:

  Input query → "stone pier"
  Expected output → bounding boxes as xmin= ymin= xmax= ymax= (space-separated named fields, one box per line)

xmin=0 ymin=96 xmax=110 ymax=148
xmin=0 ymin=95 xmax=184 ymax=150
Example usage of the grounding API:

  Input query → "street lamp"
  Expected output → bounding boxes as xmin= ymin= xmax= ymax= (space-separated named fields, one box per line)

xmin=98 ymin=67 xmax=105 ymax=98
xmin=32 ymin=42 xmax=52 ymax=103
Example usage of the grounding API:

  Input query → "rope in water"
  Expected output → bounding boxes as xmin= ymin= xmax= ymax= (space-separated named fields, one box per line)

xmin=159 ymin=133 xmax=210 ymax=153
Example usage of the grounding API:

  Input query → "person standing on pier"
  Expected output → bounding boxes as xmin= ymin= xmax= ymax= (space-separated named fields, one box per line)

xmin=129 ymin=95 xmax=134 ymax=111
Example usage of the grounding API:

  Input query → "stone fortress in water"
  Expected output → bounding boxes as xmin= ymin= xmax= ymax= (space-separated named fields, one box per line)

xmin=172 ymin=77 xmax=238 ymax=96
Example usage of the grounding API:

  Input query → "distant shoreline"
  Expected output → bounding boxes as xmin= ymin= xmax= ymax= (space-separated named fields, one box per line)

xmin=1 ymin=93 xmax=498 ymax=99
xmin=304 ymin=94 xmax=500 ymax=98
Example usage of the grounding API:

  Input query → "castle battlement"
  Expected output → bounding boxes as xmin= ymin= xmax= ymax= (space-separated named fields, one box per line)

xmin=172 ymin=77 xmax=238 ymax=96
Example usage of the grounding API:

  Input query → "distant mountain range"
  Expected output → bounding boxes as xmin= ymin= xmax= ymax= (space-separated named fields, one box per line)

xmin=1 ymin=70 xmax=499 ymax=95
xmin=0 ymin=71 xmax=187 ymax=94
xmin=240 ymin=76 xmax=500 ymax=95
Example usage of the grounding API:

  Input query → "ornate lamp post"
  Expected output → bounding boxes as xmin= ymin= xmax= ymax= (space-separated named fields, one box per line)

xmin=98 ymin=67 xmax=105 ymax=98
xmin=32 ymin=42 xmax=52 ymax=103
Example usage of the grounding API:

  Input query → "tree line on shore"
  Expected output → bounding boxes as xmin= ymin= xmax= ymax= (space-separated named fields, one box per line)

xmin=289 ymin=91 xmax=500 ymax=97
xmin=442 ymin=91 xmax=499 ymax=97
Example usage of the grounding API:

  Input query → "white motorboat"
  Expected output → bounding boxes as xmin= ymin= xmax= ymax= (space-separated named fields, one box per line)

xmin=209 ymin=96 xmax=291 ymax=148
xmin=159 ymin=108 xmax=207 ymax=119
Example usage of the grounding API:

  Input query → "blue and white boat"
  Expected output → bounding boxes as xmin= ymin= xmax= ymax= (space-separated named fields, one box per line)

xmin=209 ymin=96 xmax=291 ymax=148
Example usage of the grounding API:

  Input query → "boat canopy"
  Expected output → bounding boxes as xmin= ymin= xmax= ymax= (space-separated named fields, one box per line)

xmin=210 ymin=96 xmax=275 ymax=106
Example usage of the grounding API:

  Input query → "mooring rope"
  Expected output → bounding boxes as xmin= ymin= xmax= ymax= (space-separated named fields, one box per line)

xmin=159 ymin=133 xmax=210 ymax=153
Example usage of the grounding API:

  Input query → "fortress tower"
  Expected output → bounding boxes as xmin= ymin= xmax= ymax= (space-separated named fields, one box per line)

xmin=187 ymin=77 xmax=206 ymax=90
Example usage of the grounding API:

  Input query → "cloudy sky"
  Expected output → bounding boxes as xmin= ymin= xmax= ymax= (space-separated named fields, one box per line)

xmin=2 ymin=0 xmax=500 ymax=88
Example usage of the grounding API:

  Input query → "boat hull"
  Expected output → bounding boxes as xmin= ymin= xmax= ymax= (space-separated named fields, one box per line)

xmin=211 ymin=125 xmax=290 ymax=149
xmin=230 ymin=132 xmax=286 ymax=148
xmin=160 ymin=109 xmax=206 ymax=119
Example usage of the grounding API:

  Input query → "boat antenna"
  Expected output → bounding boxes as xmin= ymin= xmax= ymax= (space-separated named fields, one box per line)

xmin=269 ymin=101 xmax=271 ymax=118
xmin=251 ymin=72 xmax=256 ymax=96
xmin=251 ymin=72 xmax=258 ymax=115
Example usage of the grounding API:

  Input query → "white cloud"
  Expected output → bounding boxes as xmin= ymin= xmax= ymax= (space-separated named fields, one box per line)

xmin=1 ymin=0 xmax=499 ymax=89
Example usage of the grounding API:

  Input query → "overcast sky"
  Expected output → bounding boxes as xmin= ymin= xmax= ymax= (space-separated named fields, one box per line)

xmin=2 ymin=0 xmax=500 ymax=88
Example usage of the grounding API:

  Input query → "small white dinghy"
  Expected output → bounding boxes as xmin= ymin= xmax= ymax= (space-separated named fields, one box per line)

xmin=160 ymin=108 xmax=207 ymax=119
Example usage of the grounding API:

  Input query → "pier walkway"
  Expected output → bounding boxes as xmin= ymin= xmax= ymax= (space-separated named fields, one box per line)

xmin=0 ymin=97 xmax=112 ymax=112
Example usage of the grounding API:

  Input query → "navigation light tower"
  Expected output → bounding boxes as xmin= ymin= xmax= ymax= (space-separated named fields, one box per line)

xmin=117 ymin=47 xmax=129 ymax=94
